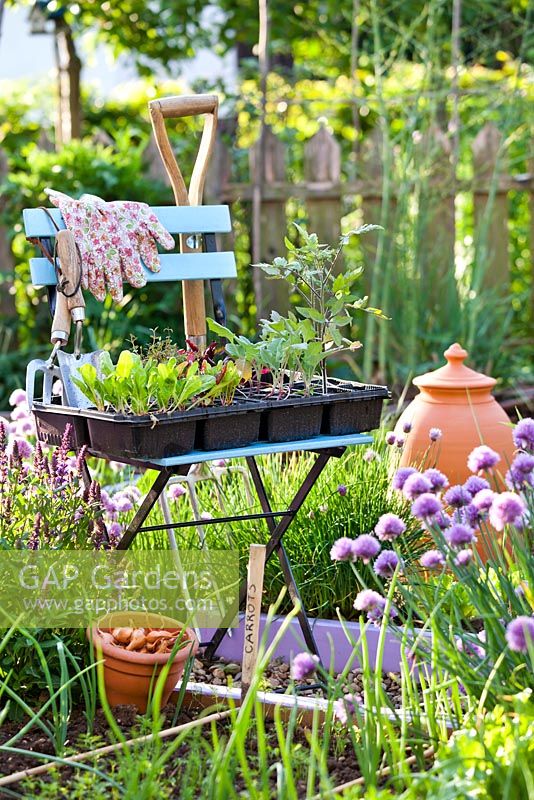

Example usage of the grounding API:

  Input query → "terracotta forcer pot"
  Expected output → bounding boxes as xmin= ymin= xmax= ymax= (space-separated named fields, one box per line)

xmin=394 ymin=343 xmax=515 ymax=486
xmin=88 ymin=612 xmax=199 ymax=713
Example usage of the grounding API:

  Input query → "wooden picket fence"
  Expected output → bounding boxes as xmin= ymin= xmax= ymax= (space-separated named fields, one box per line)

xmin=201 ymin=120 xmax=532 ymax=318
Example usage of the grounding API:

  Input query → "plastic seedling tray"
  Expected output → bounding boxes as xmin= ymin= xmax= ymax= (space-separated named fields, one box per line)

xmin=32 ymin=403 xmax=91 ymax=450
xmin=195 ymin=400 xmax=263 ymax=451
xmin=320 ymin=381 xmax=390 ymax=436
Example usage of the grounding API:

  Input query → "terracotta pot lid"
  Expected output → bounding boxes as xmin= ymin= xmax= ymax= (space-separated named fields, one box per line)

xmin=413 ymin=343 xmax=496 ymax=390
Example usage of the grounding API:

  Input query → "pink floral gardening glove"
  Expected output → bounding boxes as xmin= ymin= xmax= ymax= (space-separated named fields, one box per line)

xmin=46 ymin=189 xmax=175 ymax=302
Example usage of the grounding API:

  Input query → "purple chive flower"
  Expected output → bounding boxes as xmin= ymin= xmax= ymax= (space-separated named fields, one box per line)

xmin=291 ymin=652 xmax=319 ymax=680
xmin=363 ymin=448 xmax=379 ymax=463
xmin=352 ymin=534 xmax=381 ymax=563
xmin=9 ymin=389 xmax=27 ymax=407
xmin=396 ymin=436 xmax=405 ymax=448
xmin=464 ymin=503 xmax=484 ymax=528
xmin=456 ymin=636 xmax=484 ymax=659
xmin=402 ymin=421 xmax=412 ymax=434
xmin=423 ymin=468 xmax=449 ymax=492
xmin=445 ymin=523 xmax=476 ymax=548
xmin=213 ymin=459 xmax=227 ymax=467
xmin=385 ymin=432 xmax=396 ymax=446
xmin=168 ymin=483 xmax=186 ymax=500
xmin=489 ymin=491 xmax=526 ymax=531
xmin=354 ymin=589 xmax=385 ymax=613
xmin=374 ymin=513 xmax=406 ymax=541
xmin=471 ymin=488 xmax=496 ymax=512
xmin=392 ymin=467 xmax=417 ymax=491
xmin=108 ymin=521 xmax=124 ymax=543
xmin=337 ymin=484 xmax=347 ymax=496
xmin=444 ymin=485 xmax=472 ymax=509
xmin=330 ymin=537 xmax=355 ymax=562
xmin=420 ymin=550 xmax=445 ymax=569
xmin=463 ymin=475 xmax=490 ymax=497
xmin=429 ymin=428 xmax=442 ymax=442
xmin=411 ymin=493 xmax=443 ymax=520
xmin=374 ymin=550 xmax=400 ymax=578
xmin=467 ymin=445 xmax=500 ymax=473
xmin=505 ymin=616 xmax=534 ymax=653
xmin=334 ymin=694 xmax=359 ymax=724
xmin=506 ymin=453 xmax=534 ymax=489
xmin=429 ymin=511 xmax=452 ymax=530
xmin=513 ymin=418 xmax=534 ymax=453
xmin=114 ymin=494 xmax=133 ymax=513
xmin=454 ymin=549 xmax=473 ymax=567
xmin=403 ymin=472 xmax=432 ymax=501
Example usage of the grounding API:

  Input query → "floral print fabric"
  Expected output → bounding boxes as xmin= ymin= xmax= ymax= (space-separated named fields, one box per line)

xmin=46 ymin=189 xmax=175 ymax=302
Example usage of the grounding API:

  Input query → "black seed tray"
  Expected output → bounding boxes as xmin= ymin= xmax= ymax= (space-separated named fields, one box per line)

xmin=195 ymin=402 xmax=262 ymax=451
xmin=32 ymin=403 xmax=91 ymax=450
xmin=320 ymin=381 xmax=390 ymax=435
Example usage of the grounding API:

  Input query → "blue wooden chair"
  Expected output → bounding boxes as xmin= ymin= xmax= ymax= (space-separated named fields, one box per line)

xmin=22 ymin=96 xmax=374 ymax=659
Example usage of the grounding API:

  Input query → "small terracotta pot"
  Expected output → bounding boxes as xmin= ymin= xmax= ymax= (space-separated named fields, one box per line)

xmin=87 ymin=612 xmax=199 ymax=713
xmin=394 ymin=342 xmax=514 ymax=486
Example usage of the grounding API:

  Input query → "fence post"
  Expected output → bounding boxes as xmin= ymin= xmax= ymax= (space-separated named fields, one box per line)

xmin=359 ymin=127 xmax=387 ymax=297
xmin=472 ymin=122 xmax=509 ymax=289
xmin=304 ymin=125 xmax=342 ymax=247
xmin=250 ymin=126 xmax=289 ymax=318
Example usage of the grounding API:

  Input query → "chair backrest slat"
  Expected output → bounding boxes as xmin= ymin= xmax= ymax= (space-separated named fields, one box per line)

xmin=30 ymin=252 xmax=237 ymax=287
xmin=23 ymin=204 xmax=232 ymax=238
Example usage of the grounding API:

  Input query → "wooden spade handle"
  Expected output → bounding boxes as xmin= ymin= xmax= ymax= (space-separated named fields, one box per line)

xmin=148 ymin=94 xmax=219 ymax=346
xmin=56 ymin=229 xmax=85 ymax=318
xmin=51 ymin=289 xmax=71 ymax=345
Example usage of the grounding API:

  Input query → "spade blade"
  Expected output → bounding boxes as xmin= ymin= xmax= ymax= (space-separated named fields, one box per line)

xmin=56 ymin=350 xmax=104 ymax=409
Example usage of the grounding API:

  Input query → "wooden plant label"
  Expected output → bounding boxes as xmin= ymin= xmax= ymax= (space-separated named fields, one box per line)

xmin=241 ymin=544 xmax=266 ymax=697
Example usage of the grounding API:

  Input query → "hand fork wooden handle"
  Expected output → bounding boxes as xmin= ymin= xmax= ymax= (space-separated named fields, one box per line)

xmin=149 ymin=94 xmax=219 ymax=348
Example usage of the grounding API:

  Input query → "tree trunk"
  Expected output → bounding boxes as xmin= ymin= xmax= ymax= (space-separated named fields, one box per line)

xmin=54 ymin=19 xmax=82 ymax=146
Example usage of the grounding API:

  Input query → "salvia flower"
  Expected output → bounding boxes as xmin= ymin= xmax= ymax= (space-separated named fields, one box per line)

xmin=420 ymin=550 xmax=445 ymax=569
xmin=513 ymin=418 xmax=534 ymax=453
xmin=9 ymin=438 xmax=33 ymax=460
xmin=374 ymin=513 xmax=406 ymax=541
xmin=337 ymin=484 xmax=347 ymax=496
xmin=352 ymin=534 xmax=381 ymax=563
xmin=445 ymin=523 xmax=476 ymax=549
xmin=330 ymin=537 xmax=355 ymax=562
xmin=392 ymin=467 xmax=417 ymax=491
xmin=291 ymin=652 xmax=319 ymax=681
xmin=423 ymin=468 xmax=449 ymax=492
xmin=114 ymin=494 xmax=134 ymax=513
xmin=443 ymin=485 xmax=471 ymax=509
xmin=454 ymin=549 xmax=473 ymax=567
xmin=333 ymin=694 xmax=359 ymax=725
xmin=403 ymin=472 xmax=432 ymax=501
xmin=467 ymin=445 xmax=500 ymax=473
xmin=505 ymin=616 xmax=534 ymax=653
xmin=374 ymin=550 xmax=400 ymax=578
xmin=411 ymin=493 xmax=442 ymax=520
xmin=429 ymin=428 xmax=442 ymax=442
xmin=463 ymin=475 xmax=490 ymax=497
xmin=489 ymin=491 xmax=526 ymax=531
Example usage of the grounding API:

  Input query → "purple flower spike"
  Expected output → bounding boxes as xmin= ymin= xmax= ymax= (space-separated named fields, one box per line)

xmin=352 ymin=534 xmax=381 ymax=563
xmin=374 ymin=513 xmax=406 ymax=541
xmin=423 ymin=468 xmax=449 ymax=492
xmin=374 ymin=550 xmax=400 ymax=578
xmin=385 ymin=432 xmax=396 ymax=446
xmin=463 ymin=475 xmax=490 ymax=497
xmin=506 ymin=616 xmax=534 ymax=653
xmin=445 ymin=523 xmax=476 ymax=548
xmin=444 ymin=485 xmax=472 ymax=509
xmin=513 ymin=418 xmax=534 ymax=453
xmin=454 ymin=549 xmax=473 ymax=567
xmin=334 ymin=694 xmax=359 ymax=724
xmin=489 ymin=491 xmax=526 ymax=531
xmin=337 ymin=484 xmax=347 ymax=496
xmin=291 ymin=652 xmax=319 ymax=681
xmin=330 ymin=537 xmax=355 ymax=562
xmin=411 ymin=493 xmax=443 ymax=520
xmin=392 ymin=467 xmax=417 ymax=491
xmin=420 ymin=549 xmax=445 ymax=569
xmin=429 ymin=428 xmax=442 ymax=442
xmin=403 ymin=473 xmax=432 ymax=501
xmin=467 ymin=445 xmax=500 ymax=473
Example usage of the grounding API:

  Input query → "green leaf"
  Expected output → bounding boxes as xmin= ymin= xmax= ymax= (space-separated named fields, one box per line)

xmin=296 ymin=306 xmax=325 ymax=324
